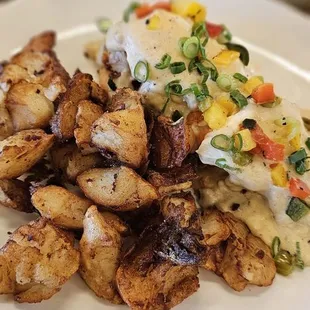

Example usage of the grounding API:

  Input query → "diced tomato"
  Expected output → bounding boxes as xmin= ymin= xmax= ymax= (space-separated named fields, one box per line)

xmin=250 ymin=125 xmax=285 ymax=161
xmin=135 ymin=2 xmax=171 ymax=19
xmin=206 ymin=22 xmax=223 ymax=38
xmin=249 ymin=145 xmax=262 ymax=155
xmin=289 ymin=178 xmax=310 ymax=200
xmin=251 ymin=83 xmax=276 ymax=104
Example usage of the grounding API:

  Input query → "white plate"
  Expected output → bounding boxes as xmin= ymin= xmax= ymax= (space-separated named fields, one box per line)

xmin=0 ymin=0 xmax=310 ymax=309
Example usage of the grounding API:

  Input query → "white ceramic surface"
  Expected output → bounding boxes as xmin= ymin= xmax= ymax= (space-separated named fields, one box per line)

xmin=0 ymin=0 xmax=310 ymax=309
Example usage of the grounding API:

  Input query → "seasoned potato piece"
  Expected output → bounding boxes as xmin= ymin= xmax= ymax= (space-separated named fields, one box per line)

xmin=108 ymin=88 xmax=141 ymax=112
xmin=74 ymin=100 xmax=104 ymax=154
xmin=77 ymin=167 xmax=158 ymax=211
xmin=0 ymin=64 xmax=30 ymax=92
xmin=0 ymin=179 xmax=33 ymax=213
xmin=150 ymin=115 xmax=192 ymax=169
xmin=116 ymin=226 xmax=199 ymax=310
xmin=80 ymin=206 xmax=127 ymax=304
xmin=50 ymin=143 xmax=104 ymax=182
xmin=90 ymin=80 xmax=108 ymax=106
xmin=92 ymin=89 xmax=148 ymax=168
xmin=0 ymin=217 xmax=80 ymax=303
xmin=0 ymin=97 xmax=13 ymax=141
xmin=5 ymin=81 xmax=54 ymax=131
xmin=21 ymin=30 xmax=56 ymax=53
xmin=0 ymin=129 xmax=54 ymax=179
xmin=31 ymin=185 xmax=93 ymax=229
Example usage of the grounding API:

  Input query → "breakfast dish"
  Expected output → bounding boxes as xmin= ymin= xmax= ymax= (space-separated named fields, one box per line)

xmin=0 ymin=0 xmax=309 ymax=308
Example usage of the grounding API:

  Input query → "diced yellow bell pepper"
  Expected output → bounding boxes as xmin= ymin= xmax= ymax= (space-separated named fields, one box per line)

xmin=203 ymin=103 xmax=228 ymax=130
xmin=213 ymin=50 xmax=240 ymax=67
xmin=271 ymin=164 xmax=288 ymax=187
xmin=216 ymin=94 xmax=239 ymax=116
xmin=290 ymin=133 xmax=301 ymax=152
xmin=171 ymin=0 xmax=207 ymax=22
xmin=147 ymin=14 xmax=161 ymax=30
xmin=234 ymin=129 xmax=257 ymax=151
xmin=240 ymin=76 xmax=263 ymax=97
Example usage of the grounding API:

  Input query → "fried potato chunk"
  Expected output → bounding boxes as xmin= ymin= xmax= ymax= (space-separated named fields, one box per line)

xmin=5 ymin=81 xmax=54 ymax=131
xmin=51 ymin=73 xmax=108 ymax=141
xmin=150 ymin=115 xmax=192 ymax=169
xmin=0 ymin=97 xmax=13 ymax=141
xmin=80 ymin=205 xmax=127 ymax=304
xmin=91 ymin=88 xmax=148 ymax=169
xmin=0 ymin=129 xmax=54 ymax=179
xmin=116 ymin=227 xmax=199 ymax=310
xmin=21 ymin=31 xmax=56 ymax=53
xmin=77 ymin=167 xmax=158 ymax=211
xmin=50 ymin=143 xmax=104 ymax=183
xmin=0 ymin=179 xmax=33 ymax=213
xmin=31 ymin=185 xmax=93 ymax=229
xmin=74 ymin=100 xmax=104 ymax=154
xmin=0 ymin=64 xmax=31 ymax=92
xmin=0 ymin=217 xmax=80 ymax=303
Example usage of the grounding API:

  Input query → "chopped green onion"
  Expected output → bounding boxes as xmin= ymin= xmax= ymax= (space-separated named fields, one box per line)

xmin=165 ymin=80 xmax=182 ymax=95
xmin=233 ymin=133 xmax=243 ymax=152
xmin=272 ymin=237 xmax=281 ymax=258
xmin=201 ymin=83 xmax=210 ymax=97
xmin=232 ymin=152 xmax=253 ymax=166
xmin=198 ymin=97 xmax=212 ymax=112
xmin=242 ymin=118 xmax=257 ymax=130
xmin=190 ymin=83 xmax=207 ymax=102
xmin=170 ymin=62 xmax=186 ymax=74
xmin=96 ymin=17 xmax=113 ymax=33
xmin=274 ymin=250 xmax=294 ymax=276
xmin=233 ymin=73 xmax=248 ymax=83
xmin=211 ymin=134 xmax=233 ymax=151
xmin=286 ymin=197 xmax=309 ymax=222
xmin=262 ymin=96 xmax=282 ymax=108
xmin=108 ymin=78 xmax=117 ymax=91
xmin=161 ymin=97 xmax=170 ymax=113
xmin=216 ymin=74 xmax=236 ymax=92
xmin=182 ymin=37 xmax=200 ymax=59
xmin=155 ymin=53 xmax=172 ymax=69
xmin=225 ymin=43 xmax=250 ymax=66
xmin=216 ymin=25 xmax=232 ymax=44
xmin=171 ymin=110 xmax=183 ymax=122
xmin=188 ymin=57 xmax=198 ymax=72
xmin=198 ymin=59 xmax=218 ymax=81
xmin=123 ymin=2 xmax=140 ymax=23
xmin=202 ymin=35 xmax=209 ymax=47
xmin=295 ymin=158 xmax=310 ymax=175
xmin=230 ymin=89 xmax=248 ymax=109
xmin=178 ymin=37 xmax=188 ymax=51
xmin=215 ymin=158 xmax=241 ymax=172
xmin=199 ymin=42 xmax=207 ymax=59
xmin=306 ymin=138 xmax=310 ymax=150
xmin=192 ymin=22 xmax=207 ymax=38
xmin=288 ymin=148 xmax=307 ymax=165
xmin=134 ymin=61 xmax=149 ymax=83
xmin=295 ymin=242 xmax=305 ymax=270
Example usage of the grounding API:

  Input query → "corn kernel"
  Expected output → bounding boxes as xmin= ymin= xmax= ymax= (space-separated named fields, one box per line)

xmin=216 ymin=94 xmax=238 ymax=116
xmin=234 ymin=129 xmax=257 ymax=151
xmin=147 ymin=15 xmax=161 ymax=30
xmin=290 ymin=133 xmax=301 ymax=152
xmin=171 ymin=0 xmax=207 ymax=22
xmin=271 ymin=164 xmax=288 ymax=187
xmin=213 ymin=50 xmax=240 ymax=67
xmin=240 ymin=76 xmax=263 ymax=97
xmin=203 ymin=103 xmax=228 ymax=130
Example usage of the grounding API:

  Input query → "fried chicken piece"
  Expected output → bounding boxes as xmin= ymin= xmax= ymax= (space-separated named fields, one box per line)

xmin=91 ymin=88 xmax=148 ymax=169
xmin=77 ymin=167 xmax=158 ymax=211
xmin=0 ymin=179 xmax=33 ymax=213
xmin=31 ymin=185 xmax=93 ymax=229
xmin=79 ymin=205 xmax=127 ymax=304
xmin=0 ymin=218 xmax=80 ymax=303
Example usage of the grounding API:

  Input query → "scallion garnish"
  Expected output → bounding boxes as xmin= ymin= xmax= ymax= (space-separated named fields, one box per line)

xmin=178 ymin=37 xmax=188 ymax=51
xmin=288 ymin=148 xmax=307 ymax=165
xmin=211 ymin=135 xmax=233 ymax=152
xmin=233 ymin=73 xmax=248 ymax=83
xmin=234 ymin=133 xmax=243 ymax=152
xmin=190 ymin=83 xmax=208 ymax=102
xmin=286 ymin=197 xmax=310 ymax=222
xmin=215 ymin=158 xmax=241 ymax=172
xmin=134 ymin=60 xmax=149 ymax=83
xmin=232 ymin=152 xmax=253 ymax=166
xmin=198 ymin=59 xmax=218 ymax=81
xmin=155 ymin=53 xmax=172 ymax=69
xmin=216 ymin=25 xmax=232 ymax=44
xmin=272 ymin=237 xmax=281 ymax=258
xmin=274 ymin=250 xmax=294 ymax=276
xmin=306 ymin=138 xmax=310 ymax=150
xmin=182 ymin=37 xmax=200 ymax=59
xmin=226 ymin=43 xmax=250 ymax=66
xmin=108 ymin=78 xmax=117 ymax=91
xmin=198 ymin=97 xmax=212 ymax=112
xmin=192 ymin=22 xmax=207 ymax=38
xmin=170 ymin=62 xmax=186 ymax=74
xmin=123 ymin=2 xmax=140 ymax=23
xmin=295 ymin=158 xmax=310 ymax=175
xmin=216 ymin=74 xmax=236 ymax=92
xmin=295 ymin=242 xmax=305 ymax=270
xmin=165 ymin=79 xmax=182 ymax=96
xmin=230 ymin=89 xmax=248 ymax=109
xmin=96 ymin=17 xmax=113 ymax=33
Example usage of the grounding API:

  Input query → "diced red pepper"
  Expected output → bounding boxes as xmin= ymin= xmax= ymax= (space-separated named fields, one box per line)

xmin=252 ymin=83 xmax=276 ymax=104
xmin=250 ymin=125 xmax=285 ymax=161
xmin=206 ymin=22 xmax=223 ymax=38
xmin=136 ymin=2 xmax=171 ymax=19
xmin=289 ymin=178 xmax=310 ymax=200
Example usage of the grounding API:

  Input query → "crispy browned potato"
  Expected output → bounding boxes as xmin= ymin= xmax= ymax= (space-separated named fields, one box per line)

xmin=80 ymin=205 xmax=127 ymax=304
xmin=90 ymin=80 xmax=108 ymax=106
xmin=0 ymin=64 xmax=31 ymax=92
xmin=31 ymin=185 xmax=93 ymax=229
xmin=0 ymin=179 xmax=33 ymax=213
xmin=0 ymin=99 xmax=13 ymax=141
xmin=0 ymin=217 xmax=80 ymax=303
xmin=116 ymin=226 xmax=199 ymax=310
xmin=150 ymin=115 xmax=192 ymax=169
xmin=0 ymin=129 xmax=54 ymax=179
xmin=21 ymin=31 xmax=56 ymax=53
xmin=5 ymin=81 xmax=54 ymax=131
xmin=74 ymin=100 xmax=104 ymax=154
xmin=77 ymin=167 xmax=158 ymax=211
xmin=50 ymin=143 xmax=104 ymax=182
xmin=91 ymin=88 xmax=148 ymax=168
